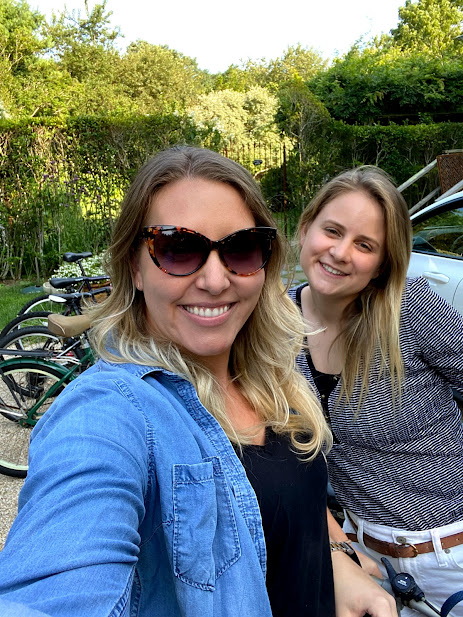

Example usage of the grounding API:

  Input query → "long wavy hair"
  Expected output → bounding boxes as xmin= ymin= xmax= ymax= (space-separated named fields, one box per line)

xmin=90 ymin=146 xmax=332 ymax=457
xmin=297 ymin=166 xmax=412 ymax=405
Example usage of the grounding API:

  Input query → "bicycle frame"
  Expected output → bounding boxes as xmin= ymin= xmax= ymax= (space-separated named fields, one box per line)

xmin=0 ymin=348 xmax=93 ymax=427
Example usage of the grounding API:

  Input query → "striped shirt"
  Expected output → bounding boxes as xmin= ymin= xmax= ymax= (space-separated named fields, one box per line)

xmin=289 ymin=276 xmax=463 ymax=530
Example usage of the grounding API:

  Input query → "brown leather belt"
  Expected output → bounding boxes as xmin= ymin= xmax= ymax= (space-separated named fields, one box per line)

xmin=346 ymin=512 xmax=463 ymax=559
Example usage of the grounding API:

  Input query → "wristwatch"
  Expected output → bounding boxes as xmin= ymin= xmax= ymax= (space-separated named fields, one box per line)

xmin=330 ymin=541 xmax=361 ymax=566
xmin=330 ymin=541 xmax=356 ymax=555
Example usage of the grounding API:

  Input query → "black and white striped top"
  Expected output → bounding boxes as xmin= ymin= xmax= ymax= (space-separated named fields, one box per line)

xmin=289 ymin=276 xmax=463 ymax=531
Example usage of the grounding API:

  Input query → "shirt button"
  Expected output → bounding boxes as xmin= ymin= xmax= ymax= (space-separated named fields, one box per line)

xmin=321 ymin=394 xmax=326 ymax=399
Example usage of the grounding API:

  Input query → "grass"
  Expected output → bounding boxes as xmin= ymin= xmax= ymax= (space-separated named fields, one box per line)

xmin=0 ymin=281 xmax=45 ymax=331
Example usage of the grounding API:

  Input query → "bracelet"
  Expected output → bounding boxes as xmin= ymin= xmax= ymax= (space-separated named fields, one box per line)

xmin=330 ymin=541 xmax=361 ymax=567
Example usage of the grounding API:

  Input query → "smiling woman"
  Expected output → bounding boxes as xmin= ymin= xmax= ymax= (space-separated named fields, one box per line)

xmin=0 ymin=148 xmax=396 ymax=617
xmin=291 ymin=165 xmax=463 ymax=616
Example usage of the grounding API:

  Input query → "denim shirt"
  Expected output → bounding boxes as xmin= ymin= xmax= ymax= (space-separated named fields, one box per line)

xmin=0 ymin=360 xmax=272 ymax=617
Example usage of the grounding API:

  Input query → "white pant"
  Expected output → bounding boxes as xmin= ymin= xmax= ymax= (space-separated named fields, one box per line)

xmin=343 ymin=511 xmax=463 ymax=617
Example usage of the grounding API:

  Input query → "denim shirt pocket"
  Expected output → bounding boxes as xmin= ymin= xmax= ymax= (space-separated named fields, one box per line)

xmin=172 ymin=456 xmax=241 ymax=590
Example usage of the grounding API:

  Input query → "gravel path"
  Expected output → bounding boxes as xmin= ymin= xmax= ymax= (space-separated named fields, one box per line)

xmin=0 ymin=474 xmax=23 ymax=550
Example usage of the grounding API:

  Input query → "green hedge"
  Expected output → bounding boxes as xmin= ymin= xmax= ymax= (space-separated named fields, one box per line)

xmin=1 ymin=115 xmax=463 ymax=279
xmin=0 ymin=113 xmax=211 ymax=280
xmin=262 ymin=121 xmax=463 ymax=234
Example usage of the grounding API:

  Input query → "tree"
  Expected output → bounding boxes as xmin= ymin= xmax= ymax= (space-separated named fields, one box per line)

xmin=274 ymin=77 xmax=333 ymax=210
xmin=0 ymin=0 xmax=45 ymax=75
xmin=310 ymin=44 xmax=463 ymax=124
xmin=0 ymin=0 xmax=79 ymax=118
xmin=276 ymin=77 xmax=331 ymax=155
xmin=46 ymin=0 xmax=121 ymax=81
xmin=13 ymin=58 xmax=83 ymax=118
xmin=214 ymin=45 xmax=327 ymax=91
xmin=189 ymin=86 xmax=288 ymax=165
xmin=267 ymin=45 xmax=328 ymax=83
xmin=391 ymin=0 xmax=463 ymax=57
xmin=118 ymin=41 xmax=208 ymax=113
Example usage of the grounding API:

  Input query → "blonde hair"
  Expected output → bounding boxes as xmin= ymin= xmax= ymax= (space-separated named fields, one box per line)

xmin=297 ymin=165 xmax=412 ymax=404
xmin=90 ymin=146 xmax=332 ymax=458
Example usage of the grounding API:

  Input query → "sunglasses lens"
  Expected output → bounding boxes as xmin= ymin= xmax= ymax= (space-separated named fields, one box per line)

xmin=223 ymin=230 xmax=271 ymax=274
xmin=155 ymin=229 xmax=205 ymax=275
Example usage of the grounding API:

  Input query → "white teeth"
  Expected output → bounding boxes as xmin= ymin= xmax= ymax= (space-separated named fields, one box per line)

xmin=322 ymin=263 xmax=346 ymax=276
xmin=185 ymin=305 xmax=231 ymax=317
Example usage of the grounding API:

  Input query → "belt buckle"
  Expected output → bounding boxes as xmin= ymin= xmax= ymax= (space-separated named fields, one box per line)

xmin=396 ymin=536 xmax=418 ymax=557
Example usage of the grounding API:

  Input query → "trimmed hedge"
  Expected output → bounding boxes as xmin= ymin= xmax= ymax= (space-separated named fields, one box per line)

xmin=1 ymin=114 xmax=463 ymax=279
xmin=0 ymin=113 xmax=209 ymax=279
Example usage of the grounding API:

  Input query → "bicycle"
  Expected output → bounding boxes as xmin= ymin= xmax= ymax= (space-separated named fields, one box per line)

xmin=17 ymin=251 xmax=110 ymax=316
xmin=0 ymin=311 xmax=53 ymax=340
xmin=0 ymin=313 xmax=94 ymax=478
xmin=0 ymin=287 xmax=111 ymax=347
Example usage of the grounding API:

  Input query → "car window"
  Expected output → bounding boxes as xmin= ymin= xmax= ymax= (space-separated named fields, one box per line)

xmin=413 ymin=207 xmax=463 ymax=259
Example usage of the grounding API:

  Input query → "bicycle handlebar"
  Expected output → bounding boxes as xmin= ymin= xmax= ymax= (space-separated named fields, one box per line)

xmin=381 ymin=558 xmax=441 ymax=616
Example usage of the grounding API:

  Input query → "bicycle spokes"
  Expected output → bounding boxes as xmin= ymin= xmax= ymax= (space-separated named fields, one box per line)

xmin=0 ymin=363 xmax=65 ymax=477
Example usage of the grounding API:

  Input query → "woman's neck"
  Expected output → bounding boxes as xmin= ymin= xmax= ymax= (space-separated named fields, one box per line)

xmin=202 ymin=356 xmax=265 ymax=445
xmin=301 ymin=285 xmax=350 ymax=328
xmin=300 ymin=286 xmax=351 ymax=374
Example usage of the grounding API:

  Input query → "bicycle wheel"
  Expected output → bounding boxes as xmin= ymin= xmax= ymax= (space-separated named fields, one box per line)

xmin=0 ymin=361 xmax=67 ymax=477
xmin=0 ymin=312 xmax=52 ymax=340
xmin=0 ymin=326 xmax=80 ymax=367
xmin=0 ymin=326 xmax=62 ymax=358
xmin=18 ymin=295 xmax=68 ymax=316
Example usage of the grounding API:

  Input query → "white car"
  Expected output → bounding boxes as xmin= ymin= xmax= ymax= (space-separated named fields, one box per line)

xmin=408 ymin=190 xmax=463 ymax=314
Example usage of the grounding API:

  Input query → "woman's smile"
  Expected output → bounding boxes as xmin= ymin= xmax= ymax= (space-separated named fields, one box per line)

xmin=183 ymin=303 xmax=232 ymax=318
xmin=320 ymin=262 xmax=347 ymax=276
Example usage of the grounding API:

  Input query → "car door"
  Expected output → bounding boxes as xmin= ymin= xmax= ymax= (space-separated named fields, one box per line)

xmin=408 ymin=201 xmax=463 ymax=313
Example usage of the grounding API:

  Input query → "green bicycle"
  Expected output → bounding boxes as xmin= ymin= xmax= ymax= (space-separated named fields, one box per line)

xmin=0 ymin=314 xmax=94 ymax=478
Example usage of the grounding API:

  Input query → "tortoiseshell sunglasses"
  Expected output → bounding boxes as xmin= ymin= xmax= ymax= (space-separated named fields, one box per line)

xmin=140 ymin=226 xmax=277 ymax=276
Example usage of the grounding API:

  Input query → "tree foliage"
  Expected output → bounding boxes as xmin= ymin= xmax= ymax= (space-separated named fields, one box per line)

xmin=310 ymin=44 xmax=463 ymax=124
xmin=4 ymin=0 xmax=463 ymax=278
xmin=391 ymin=0 xmax=463 ymax=57
xmin=189 ymin=86 xmax=286 ymax=159
xmin=119 ymin=41 xmax=208 ymax=113
xmin=214 ymin=45 xmax=327 ymax=91
xmin=0 ymin=0 xmax=45 ymax=74
xmin=0 ymin=0 xmax=211 ymax=118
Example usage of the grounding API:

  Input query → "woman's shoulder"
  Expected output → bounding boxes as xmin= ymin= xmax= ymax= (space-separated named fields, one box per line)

xmin=36 ymin=359 xmax=186 ymax=436
xmin=403 ymin=275 xmax=432 ymax=296
xmin=403 ymin=275 xmax=456 ymax=311
xmin=402 ymin=276 xmax=463 ymax=330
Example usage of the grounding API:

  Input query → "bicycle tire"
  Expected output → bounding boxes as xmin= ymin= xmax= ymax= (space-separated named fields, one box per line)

xmin=0 ymin=361 xmax=68 ymax=477
xmin=0 ymin=326 xmax=80 ymax=368
xmin=0 ymin=326 xmax=62 ymax=358
xmin=0 ymin=311 xmax=52 ymax=340
xmin=17 ymin=295 xmax=68 ymax=316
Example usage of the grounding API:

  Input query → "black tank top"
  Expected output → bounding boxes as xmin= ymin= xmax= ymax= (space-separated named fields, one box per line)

xmin=238 ymin=430 xmax=335 ymax=617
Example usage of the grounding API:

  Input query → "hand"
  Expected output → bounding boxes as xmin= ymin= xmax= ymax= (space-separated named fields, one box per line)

xmin=355 ymin=550 xmax=382 ymax=578
xmin=331 ymin=551 xmax=397 ymax=617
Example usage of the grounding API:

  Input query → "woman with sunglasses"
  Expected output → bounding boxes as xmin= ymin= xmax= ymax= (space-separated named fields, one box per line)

xmin=0 ymin=147 xmax=395 ymax=617
xmin=290 ymin=166 xmax=463 ymax=616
